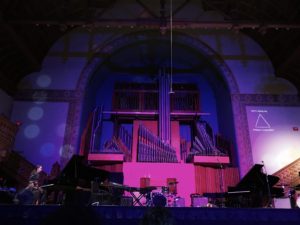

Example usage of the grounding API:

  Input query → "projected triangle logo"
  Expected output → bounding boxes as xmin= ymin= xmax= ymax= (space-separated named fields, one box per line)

xmin=253 ymin=113 xmax=274 ymax=132
xmin=256 ymin=114 xmax=270 ymax=128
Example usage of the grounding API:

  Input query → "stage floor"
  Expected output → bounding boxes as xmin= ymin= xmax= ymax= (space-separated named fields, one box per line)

xmin=1 ymin=205 xmax=300 ymax=225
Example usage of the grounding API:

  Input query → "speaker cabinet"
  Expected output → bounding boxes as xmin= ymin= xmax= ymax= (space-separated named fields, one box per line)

xmin=191 ymin=194 xmax=208 ymax=207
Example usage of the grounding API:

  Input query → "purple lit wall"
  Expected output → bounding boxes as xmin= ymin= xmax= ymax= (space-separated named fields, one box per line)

xmin=11 ymin=101 xmax=68 ymax=173
xmin=246 ymin=106 xmax=300 ymax=174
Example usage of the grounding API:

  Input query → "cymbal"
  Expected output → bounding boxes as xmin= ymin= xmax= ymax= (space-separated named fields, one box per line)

xmin=109 ymin=182 xmax=124 ymax=186
xmin=148 ymin=185 xmax=167 ymax=188
xmin=99 ymin=181 xmax=125 ymax=187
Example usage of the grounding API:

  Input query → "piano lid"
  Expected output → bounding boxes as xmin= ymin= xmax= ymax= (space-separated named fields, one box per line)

xmin=55 ymin=155 xmax=110 ymax=187
xmin=234 ymin=164 xmax=279 ymax=189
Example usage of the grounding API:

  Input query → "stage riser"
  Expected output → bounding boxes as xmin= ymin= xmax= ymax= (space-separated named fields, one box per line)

xmin=0 ymin=205 xmax=300 ymax=225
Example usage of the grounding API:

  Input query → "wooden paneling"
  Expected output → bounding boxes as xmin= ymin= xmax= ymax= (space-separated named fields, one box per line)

xmin=0 ymin=114 xmax=19 ymax=161
xmin=195 ymin=165 xmax=240 ymax=194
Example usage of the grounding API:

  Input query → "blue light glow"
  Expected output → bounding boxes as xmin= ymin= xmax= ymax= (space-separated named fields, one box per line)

xmin=36 ymin=74 xmax=52 ymax=87
xmin=27 ymin=106 xmax=44 ymax=120
xmin=40 ymin=142 xmax=55 ymax=157
xmin=24 ymin=124 xmax=40 ymax=139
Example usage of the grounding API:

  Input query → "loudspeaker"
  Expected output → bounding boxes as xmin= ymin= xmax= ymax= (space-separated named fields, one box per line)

xmin=191 ymin=194 xmax=208 ymax=207
xmin=173 ymin=197 xmax=185 ymax=207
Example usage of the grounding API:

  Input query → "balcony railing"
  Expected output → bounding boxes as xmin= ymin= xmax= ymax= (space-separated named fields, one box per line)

xmin=112 ymin=84 xmax=200 ymax=113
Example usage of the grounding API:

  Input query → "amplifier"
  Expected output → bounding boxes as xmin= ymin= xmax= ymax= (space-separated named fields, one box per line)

xmin=273 ymin=198 xmax=291 ymax=209
xmin=190 ymin=194 xmax=208 ymax=207
xmin=173 ymin=197 xmax=185 ymax=207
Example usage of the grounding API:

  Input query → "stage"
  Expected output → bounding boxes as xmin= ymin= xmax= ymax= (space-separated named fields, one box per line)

xmin=1 ymin=205 xmax=300 ymax=225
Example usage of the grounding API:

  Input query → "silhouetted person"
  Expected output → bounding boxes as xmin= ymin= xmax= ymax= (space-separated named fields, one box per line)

xmin=40 ymin=206 xmax=102 ymax=225
xmin=29 ymin=164 xmax=45 ymax=204
xmin=15 ymin=164 xmax=45 ymax=205
xmin=29 ymin=165 xmax=43 ymax=182
xmin=140 ymin=207 xmax=174 ymax=225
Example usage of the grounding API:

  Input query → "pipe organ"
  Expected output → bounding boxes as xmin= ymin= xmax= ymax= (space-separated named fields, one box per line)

xmin=80 ymin=78 xmax=236 ymax=204
xmin=137 ymin=124 xmax=178 ymax=163
xmin=189 ymin=121 xmax=229 ymax=158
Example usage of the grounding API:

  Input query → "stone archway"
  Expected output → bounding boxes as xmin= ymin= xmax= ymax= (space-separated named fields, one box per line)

xmin=76 ymin=31 xmax=239 ymax=93
xmin=65 ymin=30 xmax=250 ymax=174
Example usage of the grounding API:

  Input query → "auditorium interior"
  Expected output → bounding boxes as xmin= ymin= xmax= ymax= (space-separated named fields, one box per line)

xmin=1 ymin=1 xmax=300 ymax=224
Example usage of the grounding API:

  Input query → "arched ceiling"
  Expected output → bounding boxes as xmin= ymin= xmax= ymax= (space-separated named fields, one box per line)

xmin=1 ymin=0 xmax=300 ymax=95
xmin=103 ymin=40 xmax=213 ymax=74
xmin=93 ymin=39 xmax=229 ymax=98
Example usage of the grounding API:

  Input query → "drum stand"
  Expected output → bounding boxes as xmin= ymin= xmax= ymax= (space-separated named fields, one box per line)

xmin=128 ymin=191 xmax=152 ymax=206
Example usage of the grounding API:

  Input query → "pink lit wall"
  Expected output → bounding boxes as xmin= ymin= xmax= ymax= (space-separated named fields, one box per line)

xmin=246 ymin=106 xmax=300 ymax=174
xmin=123 ymin=162 xmax=195 ymax=207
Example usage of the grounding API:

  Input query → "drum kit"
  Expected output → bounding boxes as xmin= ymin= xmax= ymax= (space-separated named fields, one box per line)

xmin=97 ymin=180 xmax=183 ymax=207
xmin=149 ymin=181 xmax=183 ymax=207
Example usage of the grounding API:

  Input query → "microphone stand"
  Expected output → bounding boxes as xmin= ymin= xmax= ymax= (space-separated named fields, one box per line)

xmin=261 ymin=161 xmax=272 ymax=208
xmin=217 ymin=157 xmax=225 ymax=208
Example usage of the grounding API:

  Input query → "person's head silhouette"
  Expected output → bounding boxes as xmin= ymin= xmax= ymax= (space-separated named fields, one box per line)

xmin=140 ymin=207 xmax=174 ymax=225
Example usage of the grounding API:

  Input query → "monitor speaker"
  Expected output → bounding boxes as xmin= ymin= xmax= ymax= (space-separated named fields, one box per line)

xmin=273 ymin=198 xmax=291 ymax=209
xmin=191 ymin=194 xmax=208 ymax=207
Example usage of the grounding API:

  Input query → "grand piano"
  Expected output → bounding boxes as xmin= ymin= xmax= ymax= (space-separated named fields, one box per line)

xmin=45 ymin=155 xmax=158 ymax=206
xmin=227 ymin=164 xmax=284 ymax=207
xmin=45 ymin=155 xmax=114 ymax=205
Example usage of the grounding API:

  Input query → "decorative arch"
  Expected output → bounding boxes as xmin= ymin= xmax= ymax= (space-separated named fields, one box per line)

xmin=76 ymin=31 xmax=239 ymax=94
xmin=65 ymin=30 xmax=252 ymax=174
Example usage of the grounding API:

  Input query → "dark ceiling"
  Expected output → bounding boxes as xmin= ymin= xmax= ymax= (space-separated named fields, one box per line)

xmin=0 ymin=0 xmax=300 ymax=95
